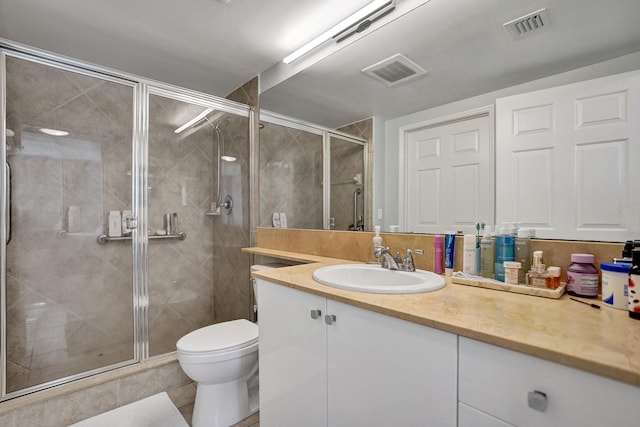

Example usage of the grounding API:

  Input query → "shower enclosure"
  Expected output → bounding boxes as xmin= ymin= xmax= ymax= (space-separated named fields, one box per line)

xmin=0 ymin=47 xmax=252 ymax=399
xmin=259 ymin=113 xmax=367 ymax=231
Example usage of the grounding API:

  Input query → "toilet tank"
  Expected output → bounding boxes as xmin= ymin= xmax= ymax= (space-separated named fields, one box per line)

xmin=250 ymin=263 xmax=289 ymax=321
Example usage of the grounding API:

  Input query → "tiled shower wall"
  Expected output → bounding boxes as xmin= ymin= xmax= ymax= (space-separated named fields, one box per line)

xmin=147 ymin=95 xmax=217 ymax=355
xmin=259 ymin=122 xmax=323 ymax=230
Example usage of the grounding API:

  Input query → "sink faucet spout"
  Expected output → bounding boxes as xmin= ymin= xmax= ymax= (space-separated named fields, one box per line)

xmin=374 ymin=246 xmax=400 ymax=270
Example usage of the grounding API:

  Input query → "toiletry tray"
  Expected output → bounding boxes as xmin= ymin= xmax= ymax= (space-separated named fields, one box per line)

xmin=451 ymin=273 xmax=566 ymax=299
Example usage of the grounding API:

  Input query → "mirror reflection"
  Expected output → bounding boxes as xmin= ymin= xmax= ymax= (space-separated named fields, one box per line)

xmin=260 ymin=0 xmax=640 ymax=241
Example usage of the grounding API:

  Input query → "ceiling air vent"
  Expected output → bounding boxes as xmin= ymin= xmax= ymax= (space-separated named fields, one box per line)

xmin=362 ymin=54 xmax=426 ymax=87
xmin=503 ymin=8 xmax=550 ymax=37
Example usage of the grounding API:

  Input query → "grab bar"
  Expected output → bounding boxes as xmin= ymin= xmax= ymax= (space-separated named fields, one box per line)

xmin=353 ymin=188 xmax=362 ymax=231
xmin=5 ymin=162 xmax=10 ymax=245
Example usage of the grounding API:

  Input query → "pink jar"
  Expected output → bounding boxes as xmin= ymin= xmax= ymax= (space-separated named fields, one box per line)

xmin=567 ymin=253 xmax=599 ymax=298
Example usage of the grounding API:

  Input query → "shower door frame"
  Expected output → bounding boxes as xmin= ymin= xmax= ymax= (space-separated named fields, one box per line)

xmin=0 ymin=41 xmax=251 ymax=400
xmin=324 ymin=132 xmax=368 ymax=231
xmin=259 ymin=110 xmax=369 ymax=231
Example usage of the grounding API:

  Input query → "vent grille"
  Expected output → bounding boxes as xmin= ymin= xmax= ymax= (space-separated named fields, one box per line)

xmin=362 ymin=54 xmax=426 ymax=87
xmin=503 ymin=8 xmax=550 ymax=37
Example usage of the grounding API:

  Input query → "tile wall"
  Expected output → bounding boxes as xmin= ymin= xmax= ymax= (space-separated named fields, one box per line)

xmin=259 ymin=122 xmax=323 ymax=229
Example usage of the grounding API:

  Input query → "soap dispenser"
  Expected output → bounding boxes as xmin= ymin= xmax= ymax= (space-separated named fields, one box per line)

xmin=368 ymin=226 xmax=384 ymax=264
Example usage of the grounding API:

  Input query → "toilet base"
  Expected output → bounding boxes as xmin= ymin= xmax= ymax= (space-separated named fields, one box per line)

xmin=192 ymin=375 xmax=257 ymax=427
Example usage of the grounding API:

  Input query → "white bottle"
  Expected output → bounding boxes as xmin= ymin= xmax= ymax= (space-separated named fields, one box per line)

xmin=121 ymin=210 xmax=132 ymax=236
xmin=463 ymin=234 xmax=478 ymax=274
xmin=108 ymin=211 xmax=122 ymax=237
xmin=368 ymin=226 xmax=384 ymax=263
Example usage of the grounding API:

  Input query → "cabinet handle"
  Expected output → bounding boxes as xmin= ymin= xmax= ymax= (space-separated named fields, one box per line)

xmin=310 ymin=309 xmax=322 ymax=319
xmin=325 ymin=314 xmax=337 ymax=325
xmin=527 ymin=390 xmax=548 ymax=412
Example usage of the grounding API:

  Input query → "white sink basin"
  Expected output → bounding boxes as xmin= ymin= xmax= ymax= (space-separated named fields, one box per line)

xmin=312 ymin=264 xmax=445 ymax=294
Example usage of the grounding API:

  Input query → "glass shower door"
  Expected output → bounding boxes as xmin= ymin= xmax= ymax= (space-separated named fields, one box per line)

xmin=2 ymin=54 xmax=136 ymax=396
xmin=328 ymin=134 xmax=366 ymax=231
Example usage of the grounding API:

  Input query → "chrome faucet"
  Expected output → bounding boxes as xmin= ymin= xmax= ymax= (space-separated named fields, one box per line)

xmin=374 ymin=246 xmax=401 ymax=270
xmin=400 ymin=249 xmax=424 ymax=272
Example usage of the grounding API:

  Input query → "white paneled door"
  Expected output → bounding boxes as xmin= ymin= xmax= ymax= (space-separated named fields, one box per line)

xmin=496 ymin=70 xmax=640 ymax=241
xmin=403 ymin=111 xmax=493 ymax=234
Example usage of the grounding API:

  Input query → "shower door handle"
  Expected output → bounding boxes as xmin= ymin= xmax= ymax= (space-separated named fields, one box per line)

xmin=5 ymin=162 xmax=11 ymax=245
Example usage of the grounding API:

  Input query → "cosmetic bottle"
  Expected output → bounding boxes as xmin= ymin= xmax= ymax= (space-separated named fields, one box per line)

xmin=567 ymin=253 xmax=599 ymax=298
xmin=515 ymin=228 xmax=533 ymax=284
xmin=628 ymin=250 xmax=640 ymax=320
xmin=480 ymin=225 xmax=494 ymax=278
xmin=433 ymin=234 xmax=443 ymax=274
xmin=503 ymin=261 xmax=521 ymax=285
xmin=108 ymin=211 xmax=122 ymax=237
xmin=494 ymin=224 xmax=514 ymax=282
xmin=444 ymin=232 xmax=456 ymax=277
xmin=463 ymin=234 xmax=477 ymax=274
xmin=121 ymin=210 xmax=132 ymax=236
xmin=368 ymin=226 xmax=384 ymax=263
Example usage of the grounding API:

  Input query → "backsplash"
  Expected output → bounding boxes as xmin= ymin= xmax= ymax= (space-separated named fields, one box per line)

xmin=255 ymin=227 xmax=622 ymax=283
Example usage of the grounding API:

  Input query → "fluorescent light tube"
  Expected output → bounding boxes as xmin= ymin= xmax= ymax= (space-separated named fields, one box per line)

xmin=39 ymin=127 xmax=69 ymax=136
xmin=175 ymin=107 xmax=214 ymax=134
xmin=283 ymin=0 xmax=394 ymax=64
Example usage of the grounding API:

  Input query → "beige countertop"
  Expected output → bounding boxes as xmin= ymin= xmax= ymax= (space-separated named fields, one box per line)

xmin=244 ymin=247 xmax=640 ymax=388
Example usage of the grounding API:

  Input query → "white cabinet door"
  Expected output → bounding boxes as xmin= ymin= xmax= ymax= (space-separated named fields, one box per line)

xmin=404 ymin=112 xmax=493 ymax=234
xmin=459 ymin=337 xmax=640 ymax=427
xmin=458 ymin=403 xmax=514 ymax=427
xmin=496 ymin=70 xmax=640 ymax=241
xmin=327 ymin=299 xmax=458 ymax=427
xmin=258 ymin=280 xmax=327 ymax=427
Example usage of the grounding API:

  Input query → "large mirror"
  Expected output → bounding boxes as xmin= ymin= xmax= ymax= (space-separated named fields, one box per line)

xmin=260 ymin=0 xmax=640 ymax=240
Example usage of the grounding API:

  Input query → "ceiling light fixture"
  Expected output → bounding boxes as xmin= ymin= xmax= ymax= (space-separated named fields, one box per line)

xmin=174 ymin=107 xmax=214 ymax=134
xmin=282 ymin=0 xmax=395 ymax=64
xmin=38 ymin=127 xmax=69 ymax=136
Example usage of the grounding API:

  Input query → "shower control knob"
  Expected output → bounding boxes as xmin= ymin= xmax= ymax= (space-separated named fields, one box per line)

xmin=310 ymin=309 xmax=322 ymax=319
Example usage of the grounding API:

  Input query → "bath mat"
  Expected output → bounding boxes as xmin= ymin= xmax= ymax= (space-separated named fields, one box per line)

xmin=69 ymin=392 xmax=189 ymax=427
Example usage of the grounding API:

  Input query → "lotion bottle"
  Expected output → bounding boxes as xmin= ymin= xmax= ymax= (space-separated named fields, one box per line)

xmin=480 ymin=225 xmax=494 ymax=278
xmin=108 ymin=211 xmax=122 ymax=237
xmin=433 ymin=234 xmax=443 ymax=274
xmin=463 ymin=234 xmax=477 ymax=274
xmin=368 ymin=226 xmax=384 ymax=263
xmin=629 ymin=250 xmax=640 ymax=320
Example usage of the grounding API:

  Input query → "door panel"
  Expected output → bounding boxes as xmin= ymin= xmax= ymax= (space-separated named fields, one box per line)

xmin=405 ymin=114 xmax=493 ymax=234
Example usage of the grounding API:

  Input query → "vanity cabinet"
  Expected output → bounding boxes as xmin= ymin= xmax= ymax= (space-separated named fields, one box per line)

xmin=459 ymin=337 xmax=640 ymax=427
xmin=258 ymin=279 xmax=458 ymax=427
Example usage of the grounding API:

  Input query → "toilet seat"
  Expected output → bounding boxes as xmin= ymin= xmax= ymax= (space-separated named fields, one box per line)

xmin=177 ymin=319 xmax=258 ymax=358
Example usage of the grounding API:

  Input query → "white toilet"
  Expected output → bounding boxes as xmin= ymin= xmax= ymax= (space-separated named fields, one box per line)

xmin=176 ymin=264 xmax=282 ymax=427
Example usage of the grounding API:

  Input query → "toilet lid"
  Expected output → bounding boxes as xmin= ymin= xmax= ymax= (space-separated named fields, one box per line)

xmin=177 ymin=319 xmax=258 ymax=353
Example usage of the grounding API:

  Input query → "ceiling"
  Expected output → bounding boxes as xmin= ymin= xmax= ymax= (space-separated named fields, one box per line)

xmin=1 ymin=0 xmax=640 ymax=128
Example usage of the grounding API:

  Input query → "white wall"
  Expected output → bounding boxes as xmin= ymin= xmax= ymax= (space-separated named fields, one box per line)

xmin=378 ymin=51 xmax=640 ymax=230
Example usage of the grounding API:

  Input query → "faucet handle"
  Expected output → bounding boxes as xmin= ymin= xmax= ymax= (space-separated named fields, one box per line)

xmin=402 ymin=248 xmax=424 ymax=271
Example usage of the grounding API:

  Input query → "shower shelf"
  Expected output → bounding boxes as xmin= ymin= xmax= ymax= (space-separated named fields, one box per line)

xmin=97 ymin=232 xmax=186 ymax=245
